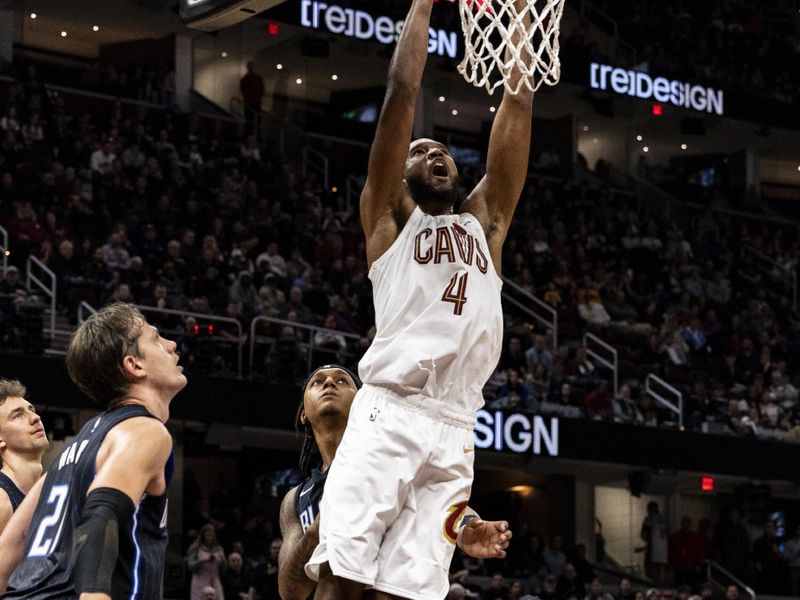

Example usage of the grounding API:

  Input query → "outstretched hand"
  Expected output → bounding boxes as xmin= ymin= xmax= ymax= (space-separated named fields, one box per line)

xmin=457 ymin=519 xmax=512 ymax=559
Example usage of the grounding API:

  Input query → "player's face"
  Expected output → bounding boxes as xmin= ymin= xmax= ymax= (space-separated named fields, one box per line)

xmin=404 ymin=139 xmax=458 ymax=201
xmin=135 ymin=322 xmax=187 ymax=394
xmin=0 ymin=396 xmax=48 ymax=456
xmin=302 ymin=368 xmax=357 ymax=425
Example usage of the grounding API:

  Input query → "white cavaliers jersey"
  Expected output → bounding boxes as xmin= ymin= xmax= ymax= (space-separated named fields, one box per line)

xmin=359 ymin=206 xmax=503 ymax=422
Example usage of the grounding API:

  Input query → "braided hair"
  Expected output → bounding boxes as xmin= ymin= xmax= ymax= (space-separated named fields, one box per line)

xmin=296 ymin=364 xmax=361 ymax=478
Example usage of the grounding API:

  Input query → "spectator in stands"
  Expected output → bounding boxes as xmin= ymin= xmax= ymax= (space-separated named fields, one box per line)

xmin=448 ymin=583 xmax=466 ymax=600
xmin=256 ymin=243 xmax=287 ymax=281
xmin=100 ymin=231 xmax=130 ymax=273
xmin=753 ymin=521 xmax=785 ymax=594
xmin=490 ymin=369 xmax=534 ymax=411
xmin=283 ymin=286 xmax=316 ymax=325
xmin=221 ymin=551 xmax=254 ymax=600
xmin=229 ymin=271 xmax=262 ymax=324
xmin=557 ymin=563 xmax=584 ymax=598
xmin=584 ymin=383 xmax=613 ymax=420
xmin=187 ymin=524 xmax=226 ymax=600
xmin=526 ymin=334 xmax=553 ymax=372
xmin=669 ymin=517 xmax=705 ymax=588
xmin=539 ymin=574 xmax=559 ymax=600
xmin=500 ymin=336 xmax=527 ymax=373
xmin=578 ymin=291 xmax=611 ymax=327
xmin=640 ymin=502 xmax=668 ymax=583
xmin=201 ymin=586 xmax=219 ymax=600
xmin=482 ymin=573 xmax=508 ymax=600
xmin=586 ymin=577 xmax=613 ymax=600
xmin=253 ymin=537 xmax=281 ymax=600
xmin=714 ymin=509 xmax=750 ymax=581
xmin=784 ymin=525 xmax=800 ymax=596
xmin=616 ymin=577 xmax=635 ymax=600
xmin=543 ymin=535 xmax=567 ymax=577
xmin=240 ymin=62 xmax=265 ymax=129
xmin=89 ymin=141 xmax=116 ymax=176
xmin=725 ymin=586 xmax=739 ymax=600
xmin=682 ymin=317 xmax=708 ymax=353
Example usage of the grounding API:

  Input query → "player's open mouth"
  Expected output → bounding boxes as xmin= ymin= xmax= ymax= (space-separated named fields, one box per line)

xmin=432 ymin=163 xmax=448 ymax=177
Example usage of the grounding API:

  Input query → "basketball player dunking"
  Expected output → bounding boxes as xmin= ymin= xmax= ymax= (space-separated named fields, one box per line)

xmin=0 ymin=303 xmax=185 ymax=599
xmin=305 ymin=0 xmax=534 ymax=597
xmin=279 ymin=365 xmax=512 ymax=600
xmin=0 ymin=380 xmax=48 ymax=536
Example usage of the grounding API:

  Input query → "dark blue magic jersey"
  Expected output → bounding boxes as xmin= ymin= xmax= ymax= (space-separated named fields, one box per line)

xmin=5 ymin=405 xmax=173 ymax=600
xmin=0 ymin=471 xmax=25 ymax=512
xmin=295 ymin=469 xmax=327 ymax=533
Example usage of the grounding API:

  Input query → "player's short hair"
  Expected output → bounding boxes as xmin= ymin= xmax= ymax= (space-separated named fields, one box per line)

xmin=66 ymin=303 xmax=145 ymax=406
xmin=0 ymin=379 xmax=27 ymax=407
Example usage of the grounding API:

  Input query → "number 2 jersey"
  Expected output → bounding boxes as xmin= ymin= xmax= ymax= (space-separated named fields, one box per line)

xmin=5 ymin=404 xmax=173 ymax=600
xmin=358 ymin=206 xmax=503 ymax=423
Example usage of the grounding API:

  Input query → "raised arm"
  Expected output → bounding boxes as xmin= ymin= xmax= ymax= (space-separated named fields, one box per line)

xmin=277 ymin=486 xmax=318 ymax=600
xmin=76 ymin=417 xmax=172 ymax=600
xmin=361 ymin=0 xmax=435 ymax=263
xmin=462 ymin=0 xmax=534 ymax=267
xmin=0 ymin=475 xmax=44 ymax=592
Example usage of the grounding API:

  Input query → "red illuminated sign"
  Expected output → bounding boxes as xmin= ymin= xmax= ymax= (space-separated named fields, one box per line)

xmin=652 ymin=103 xmax=663 ymax=116
xmin=701 ymin=477 xmax=715 ymax=492
xmin=267 ymin=22 xmax=280 ymax=35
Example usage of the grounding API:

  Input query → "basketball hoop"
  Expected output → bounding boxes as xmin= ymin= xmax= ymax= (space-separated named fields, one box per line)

xmin=457 ymin=0 xmax=566 ymax=95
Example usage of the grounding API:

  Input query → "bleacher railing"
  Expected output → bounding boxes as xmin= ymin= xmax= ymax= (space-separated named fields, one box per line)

xmin=583 ymin=332 xmax=618 ymax=395
xmin=25 ymin=255 xmax=56 ymax=339
xmin=249 ymin=316 xmax=362 ymax=376
xmin=302 ymin=146 xmax=330 ymax=190
xmin=0 ymin=224 xmax=8 ymax=276
xmin=135 ymin=305 xmax=244 ymax=379
xmin=705 ymin=561 xmax=755 ymax=600
xmin=645 ymin=373 xmax=683 ymax=430
xmin=77 ymin=301 xmax=97 ymax=324
xmin=346 ymin=174 xmax=365 ymax=213
xmin=500 ymin=276 xmax=558 ymax=348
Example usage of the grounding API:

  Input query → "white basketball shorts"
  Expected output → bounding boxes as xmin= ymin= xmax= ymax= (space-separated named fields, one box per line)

xmin=305 ymin=384 xmax=475 ymax=600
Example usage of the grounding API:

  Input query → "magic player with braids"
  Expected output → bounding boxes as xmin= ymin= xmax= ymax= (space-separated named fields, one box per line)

xmin=278 ymin=365 xmax=512 ymax=600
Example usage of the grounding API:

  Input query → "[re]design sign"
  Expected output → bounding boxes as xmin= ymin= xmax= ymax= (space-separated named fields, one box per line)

xmin=300 ymin=0 xmax=459 ymax=58
xmin=589 ymin=62 xmax=724 ymax=116
xmin=474 ymin=410 xmax=559 ymax=456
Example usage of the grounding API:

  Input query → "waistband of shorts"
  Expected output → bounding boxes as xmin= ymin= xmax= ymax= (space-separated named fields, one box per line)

xmin=361 ymin=384 xmax=476 ymax=429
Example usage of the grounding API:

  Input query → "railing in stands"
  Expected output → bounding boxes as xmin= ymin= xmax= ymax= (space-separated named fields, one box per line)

xmin=0 ymin=224 xmax=7 ymax=276
xmin=645 ymin=373 xmax=683 ymax=430
xmin=77 ymin=301 xmax=97 ymax=324
xmin=583 ymin=332 xmax=618 ymax=395
xmin=501 ymin=276 xmax=558 ymax=348
xmin=135 ymin=305 xmax=244 ymax=379
xmin=25 ymin=255 xmax=56 ymax=339
xmin=346 ymin=174 xmax=365 ymax=213
xmin=705 ymin=560 xmax=755 ymax=600
xmin=249 ymin=316 xmax=361 ymax=377
xmin=302 ymin=146 xmax=330 ymax=190
xmin=742 ymin=244 xmax=797 ymax=309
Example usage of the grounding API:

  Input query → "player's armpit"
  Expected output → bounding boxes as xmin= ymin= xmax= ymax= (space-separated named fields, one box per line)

xmin=278 ymin=487 xmax=318 ymax=600
xmin=90 ymin=416 xmax=173 ymax=505
xmin=0 ymin=475 xmax=45 ymax=593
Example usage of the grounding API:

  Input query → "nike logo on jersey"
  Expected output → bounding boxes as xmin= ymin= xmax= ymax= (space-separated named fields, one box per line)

xmin=299 ymin=485 xmax=315 ymax=497
xmin=463 ymin=446 xmax=474 ymax=454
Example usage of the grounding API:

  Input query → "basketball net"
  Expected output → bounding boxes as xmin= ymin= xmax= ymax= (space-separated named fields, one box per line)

xmin=457 ymin=0 xmax=566 ymax=95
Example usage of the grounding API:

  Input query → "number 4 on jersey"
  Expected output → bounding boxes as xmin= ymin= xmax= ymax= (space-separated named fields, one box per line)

xmin=442 ymin=272 xmax=469 ymax=315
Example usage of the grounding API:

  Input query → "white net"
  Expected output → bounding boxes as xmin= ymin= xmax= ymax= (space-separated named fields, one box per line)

xmin=457 ymin=0 xmax=567 ymax=95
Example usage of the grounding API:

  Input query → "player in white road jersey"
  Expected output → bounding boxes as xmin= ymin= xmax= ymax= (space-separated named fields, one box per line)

xmin=306 ymin=0 xmax=534 ymax=597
